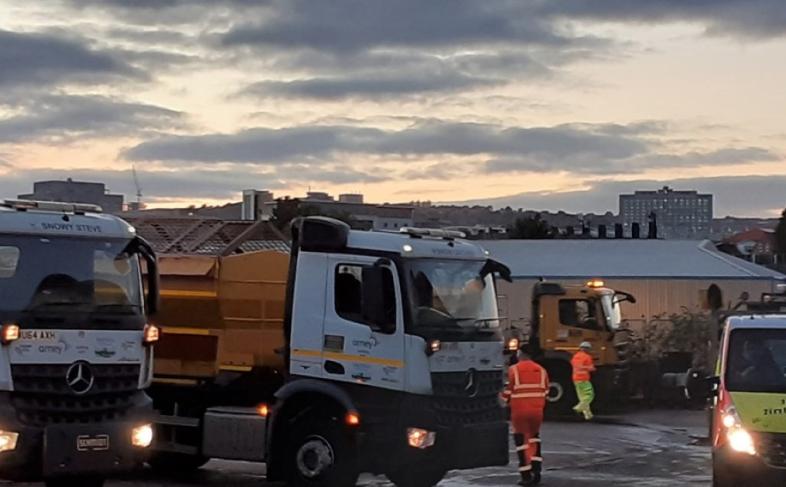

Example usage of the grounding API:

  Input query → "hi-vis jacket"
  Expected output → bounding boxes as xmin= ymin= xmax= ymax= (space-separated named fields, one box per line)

xmin=502 ymin=359 xmax=550 ymax=410
xmin=571 ymin=350 xmax=596 ymax=382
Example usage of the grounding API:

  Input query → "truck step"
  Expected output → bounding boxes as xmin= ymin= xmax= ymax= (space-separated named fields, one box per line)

xmin=153 ymin=441 xmax=200 ymax=456
xmin=155 ymin=414 xmax=201 ymax=428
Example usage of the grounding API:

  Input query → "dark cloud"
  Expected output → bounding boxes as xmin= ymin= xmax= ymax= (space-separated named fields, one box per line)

xmin=542 ymin=0 xmax=786 ymax=39
xmin=240 ymin=73 xmax=499 ymax=100
xmin=0 ymin=95 xmax=185 ymax=144
xmin=486 ymin=146 xmax=780 ymax=175
xmin=222 ymin=0 xmax=569 ymax=53
xmin=451 ymin=175 xmax=786 ymax=217
xmin=239 ymin=51 xmax=551 ymax=100
xmin=0 ymin=30 xmax=145 ymax=88
xmin=124 ymin=120 xmax=650 ymax=165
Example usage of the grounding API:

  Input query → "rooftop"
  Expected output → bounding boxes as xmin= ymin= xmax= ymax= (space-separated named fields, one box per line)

xmin=479 ymin=239 xmax=785 ymax=280
xmin=124 ymin=217 xmax=289 ymax=255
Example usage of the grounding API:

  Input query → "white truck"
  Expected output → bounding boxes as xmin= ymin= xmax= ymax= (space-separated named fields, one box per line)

xmin=0 ymin=199 xmax=160 ymax=487
xmin=148 ymin=216 xmax=513 ymax=487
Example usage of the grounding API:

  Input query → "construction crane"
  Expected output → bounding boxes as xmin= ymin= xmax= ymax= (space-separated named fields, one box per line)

xmin=132 ymin=165 xmax=144 ymax=209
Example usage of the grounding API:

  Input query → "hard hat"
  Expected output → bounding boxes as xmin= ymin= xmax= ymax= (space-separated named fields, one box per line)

xmin=579 ymin=341 xmax=592 ymax=350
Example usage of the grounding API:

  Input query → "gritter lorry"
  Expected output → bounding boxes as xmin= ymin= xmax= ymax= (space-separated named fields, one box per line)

xmin=143 ymin=216 xmax=513 ymax=487
xmin=0 ymin=199 xmax=160 ymax=487
xmin=501 ymin=280 xmax=637 ymax=414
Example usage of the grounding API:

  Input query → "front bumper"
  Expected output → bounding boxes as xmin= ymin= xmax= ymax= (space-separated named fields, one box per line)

xmin=713 ymin=444 xmax=786 ymax=484
xmin=0 ymin=393 xmax=152 ymax=481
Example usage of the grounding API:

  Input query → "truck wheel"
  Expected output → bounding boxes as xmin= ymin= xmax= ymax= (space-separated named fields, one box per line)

xmin=387 ymin=467 xmax=446 ymax=487
xmin=148 ymin=452 xmax=210 ymax=474
xmin=545 ymin=363 xmax=577 ymax=415
xmin=285 ymin=417 xmax=358 ymax=487
xmin=46 ymin=478 xmax=104 ymax=487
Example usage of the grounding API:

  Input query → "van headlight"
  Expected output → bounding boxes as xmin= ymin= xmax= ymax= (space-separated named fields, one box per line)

xmin=722 ymin=407 xmax=756 ymax=455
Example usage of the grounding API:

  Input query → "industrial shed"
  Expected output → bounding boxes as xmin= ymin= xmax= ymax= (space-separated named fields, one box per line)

xmin=480 ymin=239 xmax=786 ymax=330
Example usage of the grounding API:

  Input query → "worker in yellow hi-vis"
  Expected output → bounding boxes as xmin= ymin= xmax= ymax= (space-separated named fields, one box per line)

xmin=571 ymin=341 xmax=596 ymax=420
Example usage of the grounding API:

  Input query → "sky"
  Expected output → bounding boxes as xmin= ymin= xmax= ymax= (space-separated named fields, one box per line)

xmin=0 ymin=1 xmax=785 ymax=217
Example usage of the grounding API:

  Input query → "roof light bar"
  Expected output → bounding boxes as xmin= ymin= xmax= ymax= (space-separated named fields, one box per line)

xmin=586 ymin=279 xmax=606 ymax=288
xmin=399 ymin=227 xmax=466 ymax=239
xmin=1 ymin=199 xmax=103 ymax=214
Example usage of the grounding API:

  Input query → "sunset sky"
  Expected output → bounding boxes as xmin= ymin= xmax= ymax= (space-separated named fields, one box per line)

xmin=1 ymin=1 xmax=785 ymax=216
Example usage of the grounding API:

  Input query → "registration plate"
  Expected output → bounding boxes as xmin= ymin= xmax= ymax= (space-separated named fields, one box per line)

xmin=76 ymin=434 xmax=110 ymax=452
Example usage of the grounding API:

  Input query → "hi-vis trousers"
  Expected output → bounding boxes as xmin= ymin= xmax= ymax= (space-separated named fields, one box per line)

xmin=511 ymin=411 xmax=543 ymax=479
xmin=573 ymin=380 xmax=595 ymax=420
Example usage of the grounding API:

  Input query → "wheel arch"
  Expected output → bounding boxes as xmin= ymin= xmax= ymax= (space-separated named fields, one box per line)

xmin=266 ymin=379 xmax=359 ymax=481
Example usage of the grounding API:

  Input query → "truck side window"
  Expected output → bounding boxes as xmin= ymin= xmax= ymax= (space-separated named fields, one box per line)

xmin=335 ymin=264 xmax=397 ymax=333
xmin=0 ymin=246 xmax=20 ymax=278
xmin=559 ymin=299 xmax=600 ymax=330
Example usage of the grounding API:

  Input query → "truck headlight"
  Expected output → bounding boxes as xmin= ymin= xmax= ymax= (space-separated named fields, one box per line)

xmin=131 ymin=424 xmax=154 ymax=448
xmin=0 ymin=431 xmax=19 ymax=452
xmin=407 ymin=428 xmax=436 ymax=449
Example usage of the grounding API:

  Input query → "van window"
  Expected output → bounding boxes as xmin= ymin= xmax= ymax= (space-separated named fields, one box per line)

xmin=0 ymin=246 xmax=20 ymax=278
xmin=726 ymin=329 xmax=786 ymax=393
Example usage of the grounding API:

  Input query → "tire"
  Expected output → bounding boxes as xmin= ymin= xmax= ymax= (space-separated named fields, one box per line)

xmin=544 ymin=362 xmax=577 ymax=416
xmin=46 ymin=477 xmax=104 ymax=487
xmin=387 ymin=467 xmax=447 ymax=487
xmin=148 ymin=451 xmax=210 ymax=474
xmin=285 ymin=416 xmax=359 ymax=487
xmin=712 ymin=454 xmax=735 ymax=487
xmin=712 ymin=470 xmax=734 ymax=487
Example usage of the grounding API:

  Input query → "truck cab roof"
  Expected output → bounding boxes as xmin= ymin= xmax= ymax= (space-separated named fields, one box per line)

xmin=0 ymin=199 xmax=136 ymax=239
xmin=347 ymin=228 xmax=489 ymax=260
xmin=296 ymin=216 xmax=491 ymax=261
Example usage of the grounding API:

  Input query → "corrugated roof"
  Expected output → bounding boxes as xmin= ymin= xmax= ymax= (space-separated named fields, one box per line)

xmin=124 ymin=217 xmax=288 ymax=256
xmin=479 ymin=239 xmax=786 ymax=280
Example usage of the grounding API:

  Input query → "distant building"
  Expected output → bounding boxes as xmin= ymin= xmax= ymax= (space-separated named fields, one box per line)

xmin=241 ymin=190 xmax=274 ymax=221
xmin=620 ymin=186 xmax=713 ymax=239
xmin=482 ymin=239 xmax=785 ymax=332
xmin=338 ymin=194 xmax=364 ymax=204
xmin=244 ymin=190 xmax=415 ymax=231
xmin=19 ymin=179 xmax=124 ymax=213
xmin=717 ymin=228 xmax=779 ymax=266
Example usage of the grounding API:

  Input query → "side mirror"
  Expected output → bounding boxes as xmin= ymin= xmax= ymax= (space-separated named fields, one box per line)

xmin=686 ymin=371 xmax=719 ymax=401
xmin=134 ymin=237 xmax=159 ymax=317
xmin=614 ymin=291 xmax=636 ymax=305
xmin=361 ymin=266 xmax=396 ymax=333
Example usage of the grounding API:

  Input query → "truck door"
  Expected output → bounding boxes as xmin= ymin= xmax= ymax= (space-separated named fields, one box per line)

xmin=553 ymin=297 xmax=608 ymax=364
xmin=321 ymin=254 xmax=406 ymax=391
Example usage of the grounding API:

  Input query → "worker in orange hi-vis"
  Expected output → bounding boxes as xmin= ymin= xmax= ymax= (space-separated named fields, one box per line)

xmin=571 ymin=341 xmax=596 ymax=421
xmin=501 ymin=345 xmax=549 ymax=486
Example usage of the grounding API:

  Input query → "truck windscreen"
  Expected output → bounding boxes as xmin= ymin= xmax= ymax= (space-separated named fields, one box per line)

xmin=726 ymin=329 xmax=786 ymax=393
xmin=406 ymin=259 xmax=500 ymax=339
xmin=0 ymin=235 xmax=144 ymax=329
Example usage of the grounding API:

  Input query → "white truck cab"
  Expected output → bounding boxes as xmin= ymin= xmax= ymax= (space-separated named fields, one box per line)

xmin=266 ymin=217 xmax=512 ymax=487
xmin=0 ymin=200 xmax=159 ymax=487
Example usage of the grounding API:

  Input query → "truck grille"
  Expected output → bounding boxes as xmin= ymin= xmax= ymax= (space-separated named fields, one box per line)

xmin=11 ymin=364 xmax=141 ymax=426
xmin=431 ymin=370 xmax=505 ymax=426
xmin=758 ymin=432 xmax=786 ymax=468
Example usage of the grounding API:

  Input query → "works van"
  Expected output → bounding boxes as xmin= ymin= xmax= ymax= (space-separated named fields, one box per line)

xmin=711 ymin=312 xmax=786 ymax=486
